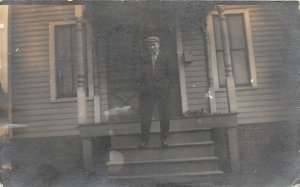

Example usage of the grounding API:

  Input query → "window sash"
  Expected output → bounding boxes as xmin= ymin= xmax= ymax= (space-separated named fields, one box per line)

xmin=55 ymin=24 xmax=77 ymax=98
xmin=212 ymin=14 xmax=250 ymax=88
xmin=49 ymin=21 xmax=94 ymax=102
xmin=207 ymin=9 xmax=257 ymax=90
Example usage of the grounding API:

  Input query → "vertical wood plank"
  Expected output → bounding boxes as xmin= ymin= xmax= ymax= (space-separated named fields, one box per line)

xmin=82 ymin=138 xmax=93 ymax=171
xmin=86 ymin=22 xmax=94 ymax=99
xmin=97 ymin=32 xmax=109 ymax=119
xmin=49 ymin=22 xmax=57 ymax=101
xmin=243 ymin=10 xmax=257 ymax=87
xmin=0 ymin=5 xmax=12 ymax=139
xmin=207 ymin=14 xmax=220 ymax=89
xmin=75 ymin=5 xmax=93 ymax=171
xmin=217 ymin=6 xmax=238 ymax=113
xmin=7 ymin=6 xmax=13 ymax=138
xmin=75 ymin=10 xmax=87 ymax=125
xmin=204 ymin=28 xmax=217 ymax=113
xmin=227 ymin=127 xmax=240 ymax=172
xmin=217 ymin=5 xmax=240 ymax=173
xmin=94 ymin=95 xmax=101 ymax=123
xmin=91 ymin=28 xmax=101 ymax=124
xmin=0 ymin=6 xmax=9 ymax=93
xmin=175 ymin=18 xmax=188 ymax=113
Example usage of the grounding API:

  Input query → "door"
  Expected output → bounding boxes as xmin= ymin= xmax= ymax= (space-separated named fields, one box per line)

xmin=105 ymin=25 xmax=141 ymax=122
xmin=103 ymin=15 xmax=181 ymax=122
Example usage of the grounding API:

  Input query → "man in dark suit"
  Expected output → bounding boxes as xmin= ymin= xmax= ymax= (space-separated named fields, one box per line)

xmin=139 ymin=36 xmax=173 ymax=148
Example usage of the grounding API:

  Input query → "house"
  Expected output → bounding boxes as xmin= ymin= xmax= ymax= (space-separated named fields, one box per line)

xmin=0 ymin=1 xmax=299 ymax=186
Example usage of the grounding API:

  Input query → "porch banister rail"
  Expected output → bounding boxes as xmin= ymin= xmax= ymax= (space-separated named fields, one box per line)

xmin=75 ymin=5 xmax=93 ymax=172
xmin=217 ymin=5 xmax=240 ymax=173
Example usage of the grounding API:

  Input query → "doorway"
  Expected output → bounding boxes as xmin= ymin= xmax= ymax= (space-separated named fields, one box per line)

xmin=95 ymin=4 xmax=182 ymax=122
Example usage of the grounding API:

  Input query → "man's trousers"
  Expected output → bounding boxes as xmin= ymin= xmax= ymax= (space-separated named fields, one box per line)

xmin=139 ymin=91 xmax=170 ymax=141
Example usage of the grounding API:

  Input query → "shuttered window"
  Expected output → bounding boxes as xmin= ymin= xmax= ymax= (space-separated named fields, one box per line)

xmin=49 ymin=21 xmax=94 ymax=101
xmin=208 ymin=9 xmax=257 ymax=89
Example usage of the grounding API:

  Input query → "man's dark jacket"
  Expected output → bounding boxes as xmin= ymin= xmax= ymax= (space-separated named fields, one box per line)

xmin=139 ymin=52 xmax=175 ymax=97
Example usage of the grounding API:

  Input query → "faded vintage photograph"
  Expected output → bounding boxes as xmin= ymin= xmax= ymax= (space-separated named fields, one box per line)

xmin=0 ymin=1 xmax=299 ymax=186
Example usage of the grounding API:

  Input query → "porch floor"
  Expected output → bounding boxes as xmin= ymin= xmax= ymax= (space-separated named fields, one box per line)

xmin=78 ymin=113 xmax=238 ymax=138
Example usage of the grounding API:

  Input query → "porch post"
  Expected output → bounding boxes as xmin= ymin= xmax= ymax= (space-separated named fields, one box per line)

xmin=0 ymin=5 xmax=12 ymax=140
xmin=175 ymin=18 xmax=188 ymax=113
xmin=217 ymin=5 xmax=240 ymax=173
xmin=204 ymin=28 xmax=217 ymax=114
xmin=75 ymin=5 xmax=93 ymax=171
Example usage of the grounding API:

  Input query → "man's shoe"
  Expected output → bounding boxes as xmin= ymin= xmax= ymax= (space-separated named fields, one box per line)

xmin=138 ymin=140 xmax=148 ymax=148
xmin=161 ymin=138 xmax=168 ymax=148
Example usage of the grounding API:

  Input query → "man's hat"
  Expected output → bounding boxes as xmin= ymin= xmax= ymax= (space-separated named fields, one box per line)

xmin=145 ymin=36 xmax=160 ymax=43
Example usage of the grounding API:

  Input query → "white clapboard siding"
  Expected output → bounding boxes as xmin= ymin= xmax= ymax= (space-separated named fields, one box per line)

xmin=181 ymin=26 xmax=209 ymax=112
xmin=213 ymin=5 xmax=288 ymax=124
xmin=11 ymin=5 xmax=95 ymax=138
xmin=11 ymin=118 xmax=81 ymax=128
xmin=96 ymin=35 xmax=109 ymax=119
xmin=14 ymin=105 xmax=94 ymax=117
xmin=13 ymin=129 xmax=79 ymax=139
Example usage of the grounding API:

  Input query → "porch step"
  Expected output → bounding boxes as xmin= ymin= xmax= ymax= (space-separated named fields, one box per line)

xmin=107 ymin=128 xmax=223 ymax=184
xmin=108 ymin=156 xmax=219 ymax=176
xmin=109 ymin=141 xmax=215 ymax=162
xmin=111 ymin=128 xmax=212 ymax=149
xmin=108 ymin=170 xmax=224 ymax=182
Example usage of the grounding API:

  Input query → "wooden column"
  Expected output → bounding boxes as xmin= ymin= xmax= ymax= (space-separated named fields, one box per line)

xmin=0 ymin=5 xmax=12 ymax=140
xmin=75 ymin=5 xmax=93 ymax=172
xmin=85 ymin=23 xmax=101 ymax=124
xmin=175 ymin=18 xmax=188 ymax=113
xmin=217 ymin=5 xmax=240 ymax=173
xmin=204 ymin=28 xmax=216 ymax=114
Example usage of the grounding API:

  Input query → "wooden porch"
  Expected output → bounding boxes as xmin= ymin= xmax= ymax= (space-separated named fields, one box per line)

xmin=76 ymin=2 xmax=240 ymax=183
xmin=0 ymin=2 xmax=296 ymax=186
xmin=78 ymin=113 xmax=238 ymax=182
xmin=79 ymin=114 xmax=238 ymax=138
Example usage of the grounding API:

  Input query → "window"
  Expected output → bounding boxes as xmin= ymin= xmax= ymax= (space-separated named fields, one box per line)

xmin=207 ymin=9 xmax=257 ymax=89
xmin=49 ymin=21 xmax=94 ymax=101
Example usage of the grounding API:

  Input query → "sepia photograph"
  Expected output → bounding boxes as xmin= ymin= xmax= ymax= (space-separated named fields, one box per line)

xmin=0 ymin=0 xmax=299 ymax=186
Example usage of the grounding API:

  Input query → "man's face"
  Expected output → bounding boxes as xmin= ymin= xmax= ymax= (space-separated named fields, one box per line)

xmin=147 ymin=41 xmax=159 ymax=54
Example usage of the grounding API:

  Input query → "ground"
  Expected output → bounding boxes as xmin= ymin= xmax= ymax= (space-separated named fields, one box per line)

xmin=0 ymin=149 xmax=299 ymax=187
xmin=0 ymin=123 xmax=299 ymax=187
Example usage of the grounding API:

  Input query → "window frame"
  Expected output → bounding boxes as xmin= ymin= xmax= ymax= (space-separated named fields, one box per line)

xmin=49 ymin=20 xmax=94 ymax=102
xmin=207 ymin=9 xmax=257 ymax=90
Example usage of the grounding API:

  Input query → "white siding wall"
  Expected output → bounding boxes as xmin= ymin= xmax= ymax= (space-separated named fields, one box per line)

xmin=181 ymin=26 xmax=210 ymax=112
xmin=215 ymin=5 xmax=288 ymax=124
xmin=11 ymin=4 xmax=290 ymax=138
xmin=11 ymin=5 xmax=94 ymax=138
xmin=182 ymin=5 xmax=288 ymax=124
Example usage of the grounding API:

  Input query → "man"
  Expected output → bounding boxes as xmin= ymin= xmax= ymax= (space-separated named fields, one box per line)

xmin=139 ymin=36 xmax=173 ymax=148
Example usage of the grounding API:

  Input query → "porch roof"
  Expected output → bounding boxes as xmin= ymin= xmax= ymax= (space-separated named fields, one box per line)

xmin=83 ymin=2 xmax=215 ymax=30
xmin=82 ymin=1 xmax=265 ymax=21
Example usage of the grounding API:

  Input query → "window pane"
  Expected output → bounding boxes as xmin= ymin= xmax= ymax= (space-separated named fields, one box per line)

xmin=227 ymin=14 xmax=246 ymax=50
xmin=212 ymin=13 xmax=250 ymax=88
xmin=212 ymin=16 xmax=223 ymax=51
xmin=231 ymin=50 xmax=250 ymax=86
xmin=216 ymin=51 xmax=226 ymax=87
xmin=227 ymin=14 xmax=250 ymax=86
xmin=54 ymin=24 xmax=89 ymax=99
xmin=55 ymin=25 xmax=77 ymax=98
